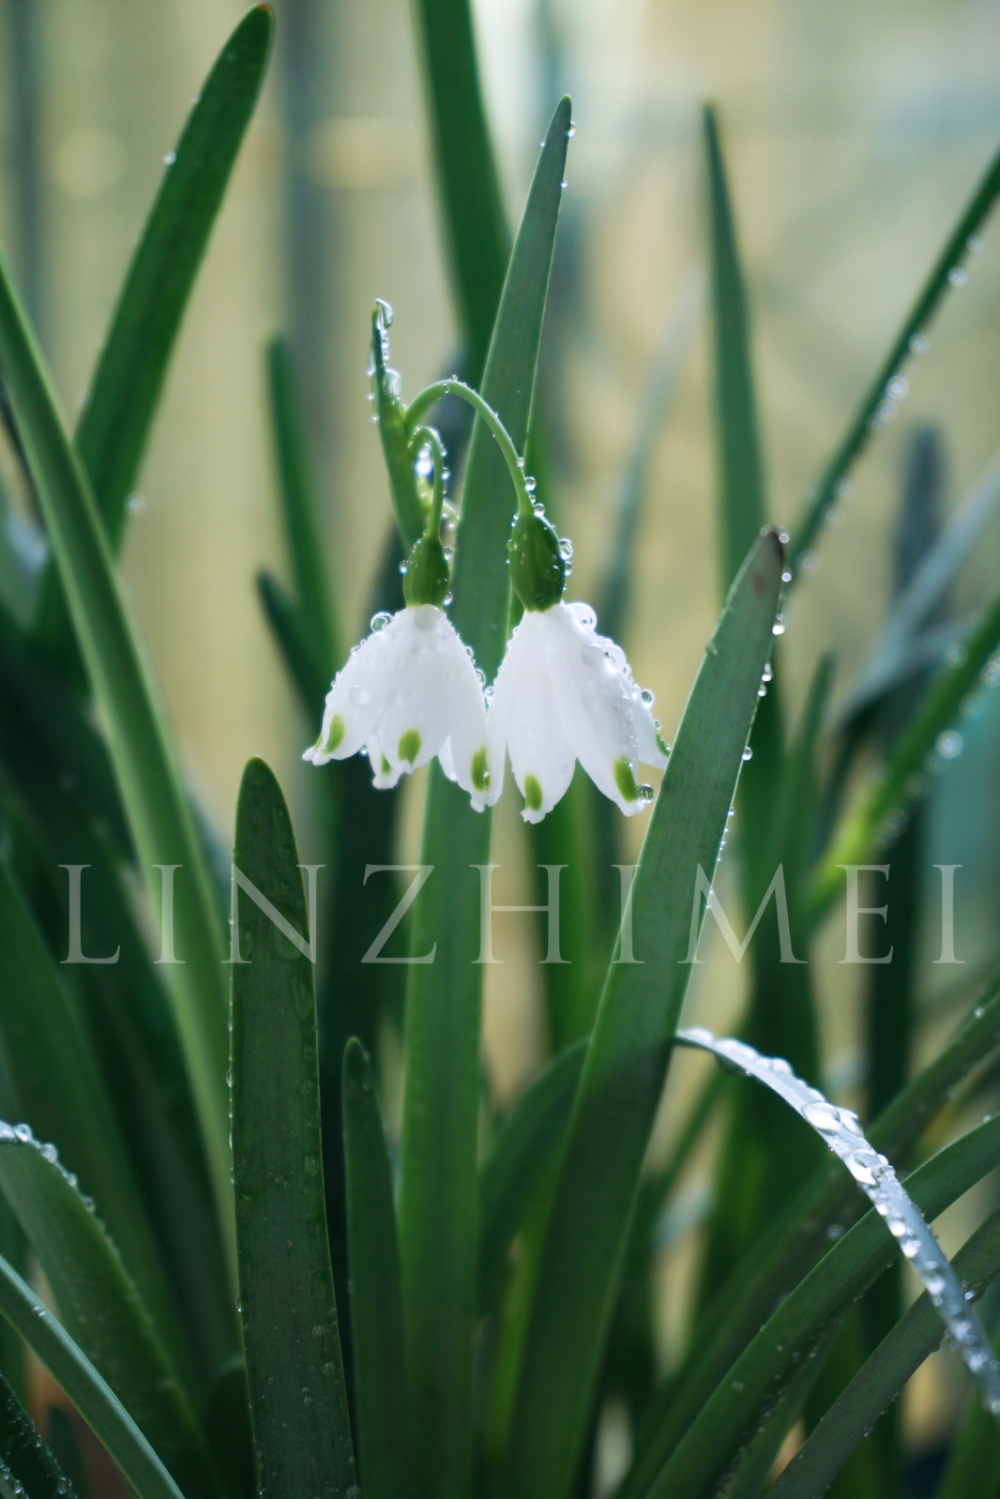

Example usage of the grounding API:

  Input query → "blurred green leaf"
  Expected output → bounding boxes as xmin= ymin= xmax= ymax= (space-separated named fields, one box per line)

xmin=478 ymin=1041 xmax=586 ymax=1315
xmin=0 ymin=1136 xmax=220 ymax=1499
xmin=770 ymin=1203 xmax=1000 ymax=1499
xmin=410 ymin=0 xmax=509 ymax=375
xmin=397 ymin=98 xmax=571 ymax=1499
xmin=0 ymin=860 xmax=194 ymax=1391
xmin=48 ymin=1408 xmax=89 ymax=1499
xmin=256 ymin=567 xmax=329 ymax=717
xmin=266 ymin=338 xmax=340 ymax=676
xmin=0 ymin=601 xmax=235 ymax=1389
xmin=0 ymin=1250 xmax=186 ymax=1499
xmin=501 ymin=530 xmax=784 ymax=1499
xmin=644 ymin=1115 xmax=1000 ymax=1499
xmin=342 ymin=1040 xmax=407 ymax=1499
xmin=792 ymin=134 xmax=1000 ymax=569
xmin=231 ymin=758 xmax=357 ymax=1499
xmin=811 ymin=583 xmax=1000 ymax=920
xmin=0 ymin=1367 xmax=77 ymax=1499
xmin=0 ymin=243 xmax=233 ymax=1264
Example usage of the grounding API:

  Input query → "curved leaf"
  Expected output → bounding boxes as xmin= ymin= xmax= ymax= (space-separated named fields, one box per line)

xmin=0 ymin=1132 xmax=219 ymax=1499
xmin=0 ymin=1250 xmax=185 ymax=1499
xmin=0 ymin=1367 xmax=77 ymax=1499
xmin=769 ymin=1203 xmax=1000 ymax=1499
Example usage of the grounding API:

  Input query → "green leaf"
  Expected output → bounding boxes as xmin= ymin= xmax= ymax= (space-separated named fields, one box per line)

xmin=705 ymin=104 xmax=766 ymax=594
xmin=478 ymin=1041 xmax=587 ymax=1315
xmin=0 ymin=601 xmax=235 ymax=1388
xmin=397 ymin=99 xmax=571 ymax=1499
xmin=85 ymin=6 xmax=272 ymax=549
xmin=266 ymin=338 xmax=339 ymax=676
xmin=644 ymin=1115 xmax=1000 ymax=1499
xmin=768 ymin=1202 xmax=1000 ymax=1499
xmin=231 ymin=758 xmax=356 ymax=1499
xmin=0 ymin=242 xmax=233 ymax=1268
xmin=623 ymin=970 xmax=1000 ymax=1497
xmin=810 ymin=582 xmax=1000 ymax=920
xmin=410 ymin=0 xmax=509 ymax=375
xmin=0 ymin=861 xmax=194 ymax=1392
xmin=0 ymin=1250 xmax=186 ymax=1499
xmin=0 ymin=1367 xmax=77 ymax=1499
xmin=792 ymin=135 xmax=1000 ymax=569
xmin=342 ymin=1040 xmax=407 ymax=1499
xmin=256 ymin=567 xmax=329 ymax=717
xmin=500 ymin=529 xmax=785 ymax=1499
xmin=0 ymin=1133 xmax=220 ymax=1499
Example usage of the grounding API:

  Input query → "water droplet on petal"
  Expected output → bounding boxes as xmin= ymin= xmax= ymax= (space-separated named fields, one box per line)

xmin=349 ymin=685 xmax=370 ymax=706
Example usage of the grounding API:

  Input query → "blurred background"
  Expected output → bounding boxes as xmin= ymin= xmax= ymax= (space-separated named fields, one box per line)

xmin=4 ymin=0 xmax=1000 ymax=1469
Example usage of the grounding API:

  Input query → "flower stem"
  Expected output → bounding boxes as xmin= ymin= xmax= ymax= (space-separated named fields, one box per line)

xmin=405 ymin=379 xmax=534 ymax=518
xmin=410 ymin=425 xmax=446 ymax=539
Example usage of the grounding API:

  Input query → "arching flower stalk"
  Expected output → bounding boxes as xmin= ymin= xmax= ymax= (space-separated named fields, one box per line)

xmin=307 ymin=304 xmax=667 ymax=822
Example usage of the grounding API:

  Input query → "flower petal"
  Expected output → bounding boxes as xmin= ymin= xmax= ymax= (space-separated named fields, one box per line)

xmin=302 ymin=621 xmax=404 ymax=764
xmin=491 ymin=611 xmax=575 ymax=822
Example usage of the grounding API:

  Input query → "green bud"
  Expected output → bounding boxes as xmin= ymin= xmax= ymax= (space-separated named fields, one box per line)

xmin=508 ymin=510 xmax=566 ymax=611
xmin=403 ymin=534 xmax=451 ymax=607
xmin=370 ymin=302 xmax=425 ymax=548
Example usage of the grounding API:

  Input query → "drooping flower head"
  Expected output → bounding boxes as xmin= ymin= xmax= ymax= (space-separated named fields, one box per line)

xmin=486 ymin=599 xmax=668 ymax=822
xmin=303 ymin=603 xmax=490 ymax=808
xmin=305 ymin=306 xmax=490 ymax=807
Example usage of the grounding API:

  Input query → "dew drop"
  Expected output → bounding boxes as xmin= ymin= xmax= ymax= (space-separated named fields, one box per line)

xmin=772 ymin=614 xmax=787 ymax=636
xmin=349 ymin=685 xmax=370 ymax=706
xmin=742 ymin=746 xmax=753 ymax=761
xmin=370 ymin=611 xmax=392 ymax=632
xmin=948 ymin=266 xmax=969 ymax=288
xmin=936 ymin=730 xmax=964 ymax=760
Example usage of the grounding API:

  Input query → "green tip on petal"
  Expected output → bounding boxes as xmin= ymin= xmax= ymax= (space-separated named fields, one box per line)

xmin=381 ymin=751 xmax=392 ymax=776
xmin=323 ymin=714 xmax=345 ymax=754
xmin=472 ymin=747 xmax=490 ymax=792
xmin=398 ymin=729 xmax=421 ymax=765
xmin=656 ymin=728 xmax=670 ymax=758
xmin=614 ymin=756 xmax=640 ymax=803
xmin=524 ymin=774 xmax=543 ymax=812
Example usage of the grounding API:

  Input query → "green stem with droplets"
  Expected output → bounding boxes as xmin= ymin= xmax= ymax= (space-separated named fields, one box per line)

xmin=406 ymin=379 xmax=534 ymax=519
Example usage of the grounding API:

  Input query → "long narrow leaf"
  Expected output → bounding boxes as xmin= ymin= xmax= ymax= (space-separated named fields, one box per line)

xmin=792 ymin=136 xmax=1000 ymax=568
xmin=231 ymin=758 xmax=356 ymax=1498
xmin=810 ymin=584 xmax=1000 ymax=920
xmin=266 ymin=338 xmax=339 ymax=676
xmin=501 ymin=529 xmax=784 ymax=1499
xmin=0 ymin=245 xmax=233 ymax=1264
xmin=342 ymin=1040 xmax=407 ymax=1499
xmin=410 ymin=0 xmax=509 ymax=374
xmin=478 ymin=1041 xmax=587 ymax=1314
xmin=0 ymin=1251 xmax=185 ymax=1499
xmin=397 ymin=99 xmax=571 ymax=1499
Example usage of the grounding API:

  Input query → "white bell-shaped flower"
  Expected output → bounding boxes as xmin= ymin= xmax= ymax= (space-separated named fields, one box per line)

xmin=486 ymin=601 xmax=668 ymax=823
xmin=304 ymin=604 xmax=490 ymax=809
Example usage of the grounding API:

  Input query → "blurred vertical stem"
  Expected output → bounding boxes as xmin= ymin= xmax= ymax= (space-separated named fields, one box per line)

xmin=7 ymin=0 xmax=44 ymax=335
xmin=411 ymin=0 xmax=510 ymax=377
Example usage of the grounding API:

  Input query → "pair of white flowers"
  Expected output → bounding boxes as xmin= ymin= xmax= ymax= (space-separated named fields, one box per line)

xmin=304 ymin=598 xmax=668 ymax=822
